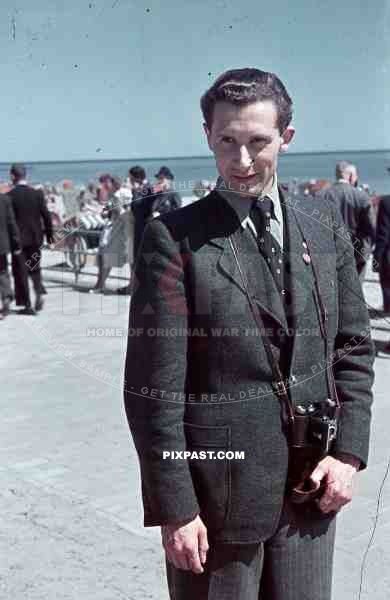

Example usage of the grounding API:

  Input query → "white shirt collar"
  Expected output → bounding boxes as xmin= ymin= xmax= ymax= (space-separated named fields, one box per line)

xmin=216 ymin=174 xmax=281 ymax=229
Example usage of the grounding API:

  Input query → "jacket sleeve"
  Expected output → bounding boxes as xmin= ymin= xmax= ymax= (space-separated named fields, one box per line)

xmin=330 ymin=203 xmax=375 ymax=469
xmin=357 ymin=191 xmax=375 ymax=246
xmin=5 ymin=195 xmax=21 ymax=251
xmin=38 ymin=190 xmax=54 ymax=244
xmin=124 ymin=218 xmax=200 ymax=526
xmin=374 ymin=197 xmax=390 ymax=264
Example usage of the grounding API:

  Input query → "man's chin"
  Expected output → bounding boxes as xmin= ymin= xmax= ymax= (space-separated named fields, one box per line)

xmin=231 ymin=182 xmax=262 ymax=198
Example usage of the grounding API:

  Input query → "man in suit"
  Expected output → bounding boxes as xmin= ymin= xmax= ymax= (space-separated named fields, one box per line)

xmin=8 ymin=163 xmax=53 ymax=314
xmin=150 ymin=166 xmax=182 ymax=217
xmin=0 ymin=193 xmax=22 ymax=319
xmin=321 ymin=161 xmax=375 ymax=280
xmin=129 ymin=165 xmax=155 ymax=261
xmin=373 ymin=194 xmax=390 ymax=320
xmin=124 ymin=68 xmax=374 ymax=599
xmin=116 ymin=166 xmax=154 ymax=295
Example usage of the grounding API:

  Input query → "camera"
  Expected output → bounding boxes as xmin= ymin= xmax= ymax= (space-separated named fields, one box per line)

xmin=290 ymin=399 xmax=338 ymax=456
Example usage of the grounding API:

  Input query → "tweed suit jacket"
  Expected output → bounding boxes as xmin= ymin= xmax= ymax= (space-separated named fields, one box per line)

xmin=321 ymin=182 xmax=375 ymax=268
xmin=124 ymin=188 xmax=374 ymax=544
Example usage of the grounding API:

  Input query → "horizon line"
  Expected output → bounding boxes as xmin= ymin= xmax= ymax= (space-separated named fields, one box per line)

xmin=0 ymin=148 xmax=389 ymax=166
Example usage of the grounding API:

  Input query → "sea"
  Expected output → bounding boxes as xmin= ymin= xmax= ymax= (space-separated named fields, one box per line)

xmin=0 ymin=149 xmax=389 ymax=195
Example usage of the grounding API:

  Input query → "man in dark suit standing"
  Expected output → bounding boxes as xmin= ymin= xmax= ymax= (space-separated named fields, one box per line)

xmin=373 ymin=193 xmax=390 ymax=318
xmin=0 ymin=193 xmax=22 ymax=319
xmin=321 ymin=161 xmax=375 ymax=280
xmin=150 ymin=166 xmax=182 ymax=217
xmin=124 ymin=69 xmax=374 ymax=599
xmin=8 ymin=163 xmax=53 ymax=314
xmin=129 ymin=166 xmax=154 ymax=262
xmin=116 ymin=165 xmax=155 ymax=296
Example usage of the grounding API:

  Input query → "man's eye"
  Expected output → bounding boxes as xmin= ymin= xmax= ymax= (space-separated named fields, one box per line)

xmin=251 ymin=138 xmax=267 ymax=146
xmin=221 ymin=137 xmax=234 ymax=144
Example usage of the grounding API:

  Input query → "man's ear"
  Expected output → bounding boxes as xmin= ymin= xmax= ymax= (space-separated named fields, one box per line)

xmin=203 ymin=122 xmax=213 ymax=151
xmin=279 ymin=126 xmax=295 ymax=153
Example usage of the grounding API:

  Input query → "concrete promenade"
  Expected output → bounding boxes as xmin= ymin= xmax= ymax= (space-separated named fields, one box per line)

xmin=0 ymin=251 xmax=389 ymax=599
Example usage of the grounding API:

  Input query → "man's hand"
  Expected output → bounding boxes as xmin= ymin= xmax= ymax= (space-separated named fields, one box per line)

xmin=310 ymin=453 xmax=361 ymax=514
xmin=161 ymin=514 xmax=209 ymax=574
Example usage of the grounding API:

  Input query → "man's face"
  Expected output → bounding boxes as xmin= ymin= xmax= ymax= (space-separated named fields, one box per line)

xmin=156 ymin=176 xmax=172 ymax=191
xmin=102 ymin=179 xmax=114 ymax=193
xmin=129 ymin=175 xmax=141 ymax=189
xmin=204 ymin=100 xmax=294 ymax=197
xmin=349 ymin=167 xmax=358 ymax=187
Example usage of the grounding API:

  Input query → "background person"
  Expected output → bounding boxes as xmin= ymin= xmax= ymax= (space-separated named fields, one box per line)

xmin=116 ymin=165 xmax=154 ymax=295
xmin=0 ymin=193 xmax=22 ymax=319
xmin=320 ymin=161 xmax=375 ymax=280
xmin=150 ymin=165 xmax=182 ymax=218
xmin=129 ymin=165 xmax=154 ymax=262
xmin=89 ymin=174 xmax=128 ymax=293
xmin=46 ymin=184 xmax=66 ymax=226
xmin=373 ymin=192 xmax=390 ymax=316
xmin=8 ymin=163 xmax=53 ymax=314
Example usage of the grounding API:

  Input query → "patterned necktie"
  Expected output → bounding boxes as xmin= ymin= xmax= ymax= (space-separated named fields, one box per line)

xmin=250 ymin=197 xmax=283 ymax=285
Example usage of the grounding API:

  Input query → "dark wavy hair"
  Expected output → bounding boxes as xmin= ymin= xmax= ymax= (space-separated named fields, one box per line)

xmin=10 ymin=163 xmax=27 ymax=180
xmin=201 ymin=68 xmax=293 ymax=134
xmin=129 ymin=165 xmax=146 ymax=182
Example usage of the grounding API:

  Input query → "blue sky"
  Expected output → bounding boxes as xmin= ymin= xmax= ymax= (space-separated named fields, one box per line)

xmin=0 ymin=0 xmax=389 ymax=161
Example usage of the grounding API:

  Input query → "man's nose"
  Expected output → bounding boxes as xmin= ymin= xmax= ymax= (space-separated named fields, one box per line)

xmin=237 ymin=146 xmax=253 ymax=169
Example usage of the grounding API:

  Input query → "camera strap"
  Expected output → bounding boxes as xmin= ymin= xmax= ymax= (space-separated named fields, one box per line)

xmin=228 ymin=235 xmax=295 ymax=425
xmin=229 ymin=230 xmax=342 ymax=504
xmin=303 ymin=238 xmax=341 ymax=415
xmin=229 ymin=231 xmax=341 ymax=424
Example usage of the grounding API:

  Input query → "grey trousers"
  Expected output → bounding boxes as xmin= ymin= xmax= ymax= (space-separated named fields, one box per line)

xmin=166 ymin=500 xmax=336 ymax=600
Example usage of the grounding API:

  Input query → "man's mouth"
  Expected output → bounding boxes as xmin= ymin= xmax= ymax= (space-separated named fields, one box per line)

xmin=231 ymin=173 xmax=257 ymax=181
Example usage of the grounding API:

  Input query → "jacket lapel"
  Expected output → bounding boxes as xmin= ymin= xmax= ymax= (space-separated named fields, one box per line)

xmin=211 ymin=223 xmax=288 ymax=331
xmin=282 ymin=195 xmax=314 ymax=327
xmin=282 ymin=192 xmax=326 ymax=368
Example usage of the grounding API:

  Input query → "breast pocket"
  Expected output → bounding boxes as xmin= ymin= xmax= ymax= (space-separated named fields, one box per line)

xmin=184 ymin=423 xmax=231 ymax=531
